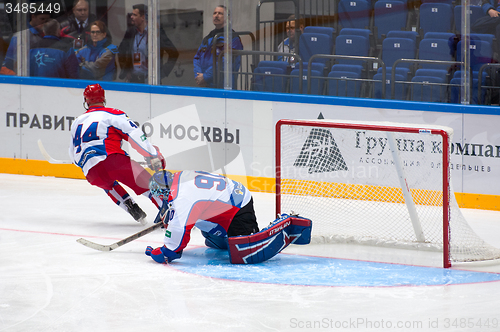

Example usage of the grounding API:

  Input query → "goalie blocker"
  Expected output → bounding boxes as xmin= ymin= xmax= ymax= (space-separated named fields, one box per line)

xmin=227 ymin=214 xmax=312 ymax=264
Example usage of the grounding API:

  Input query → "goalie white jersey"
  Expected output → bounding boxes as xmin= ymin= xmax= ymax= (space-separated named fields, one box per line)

xmin=163 ymin=170 xmax=252 ymax=253
xmin=69 ymin=106 xmax=158 ymax=175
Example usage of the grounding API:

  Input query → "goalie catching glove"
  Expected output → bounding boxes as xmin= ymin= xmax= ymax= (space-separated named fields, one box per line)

xmin=145 ymin=145 xmax=166 ymax=171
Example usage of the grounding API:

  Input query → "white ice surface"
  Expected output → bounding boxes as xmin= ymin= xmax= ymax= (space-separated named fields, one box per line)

xmin=1 ymin=174 xmax=500 ymax=332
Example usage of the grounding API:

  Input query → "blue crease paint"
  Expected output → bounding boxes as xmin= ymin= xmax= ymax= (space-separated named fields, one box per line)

xmin=170 ymin=248 xmax=500 ymax=287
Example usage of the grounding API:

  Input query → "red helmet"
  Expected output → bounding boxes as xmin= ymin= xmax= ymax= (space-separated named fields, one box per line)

xmin=83 ymin=84 xmax=105 ymax=105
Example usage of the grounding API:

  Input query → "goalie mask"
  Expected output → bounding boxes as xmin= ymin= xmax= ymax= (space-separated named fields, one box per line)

xmin=149 ymin=171 xmax=174 ymax=199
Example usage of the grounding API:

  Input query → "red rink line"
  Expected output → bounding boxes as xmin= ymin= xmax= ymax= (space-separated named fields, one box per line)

xmin=0 ymin=227 xmax=89 ymax=238
xmin=0 ymin=227 xmax=164 ymax=245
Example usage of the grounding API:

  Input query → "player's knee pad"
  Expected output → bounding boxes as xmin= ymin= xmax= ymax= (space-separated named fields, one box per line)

xmin=201 ymin=230 xmax=229 ymax=250
xmin=227 ymin=214 xmax=312 ymax=264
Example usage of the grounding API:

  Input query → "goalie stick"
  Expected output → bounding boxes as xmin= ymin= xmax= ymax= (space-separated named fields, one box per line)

xmin=77 ymin=195 xmax=169 ymax=251
xmin=76 ymin=222 xmax=164 ymax=251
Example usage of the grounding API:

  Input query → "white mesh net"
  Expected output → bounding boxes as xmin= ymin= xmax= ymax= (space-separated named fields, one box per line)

xmin=278 ymin=120 xmax=500 ymax=265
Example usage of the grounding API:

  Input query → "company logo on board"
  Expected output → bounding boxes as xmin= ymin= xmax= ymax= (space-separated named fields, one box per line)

xmin=293 ymin=128 xmax=348 ymax=173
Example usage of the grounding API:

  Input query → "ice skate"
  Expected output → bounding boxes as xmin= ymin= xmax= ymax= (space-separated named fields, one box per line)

xmin=124 ymin=199 xmax=147 ymax=225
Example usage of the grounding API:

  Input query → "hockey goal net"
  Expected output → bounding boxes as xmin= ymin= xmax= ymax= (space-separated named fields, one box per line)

xmin=276 ymin=119 xmax=500 ymax=268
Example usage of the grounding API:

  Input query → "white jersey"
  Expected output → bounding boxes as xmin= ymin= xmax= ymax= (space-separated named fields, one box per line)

xmin=163 ymin=171 xmax=252 ymax=252
xmin=69 ymin=106 xmax=157 ymax=175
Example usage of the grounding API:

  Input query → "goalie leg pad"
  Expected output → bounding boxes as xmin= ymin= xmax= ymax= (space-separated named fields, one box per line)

xmin=288 ymin=216 xmax=313 ymax=245
xmin=201 ymin=231 xmax=229 ymax=250
xmin=227 ymin=214 xmax=312 ymax=264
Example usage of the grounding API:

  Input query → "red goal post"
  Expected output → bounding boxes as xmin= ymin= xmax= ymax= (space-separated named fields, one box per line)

xmin=275 ymin=119 xmax=500 ymax=268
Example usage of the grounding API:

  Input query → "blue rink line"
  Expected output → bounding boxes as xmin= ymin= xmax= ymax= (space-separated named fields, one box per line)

xmin=170 ymin=248 xmax=500 ymax=287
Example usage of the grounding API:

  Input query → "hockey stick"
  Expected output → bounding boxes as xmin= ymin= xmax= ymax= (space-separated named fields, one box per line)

xmin=76 ymin=222 xmax=164 ymax=251
xmin=76 ymin=199 xmax=169 ymax=251
xmin=37 ymin=139 xmax=73 ymax=164
xmin=38 ymin=139 xmax=148 ymax=166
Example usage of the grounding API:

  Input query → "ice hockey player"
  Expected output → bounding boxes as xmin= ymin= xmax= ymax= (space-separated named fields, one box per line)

xmin=69 ymin=83 xmax=165 ymax=225
xmin=145 ymin=170 xmax=312 ymax=264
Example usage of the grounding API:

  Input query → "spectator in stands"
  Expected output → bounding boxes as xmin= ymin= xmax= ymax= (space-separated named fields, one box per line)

xmin=472 ymin=0 xmax=500 ymax=44
xmin=277 ymin=15 xmax=304 ymax=62
xmin=59 ymin=0 xmax=96 ymax=50
xmin=193 ymin=5 xmax=243 ymax=88
xmin=118 ymin=4 xmax=179 ymax=84
xmin=481 ymin=0 xmax=500 ymax=17
xmin=75 ymin=20 xmax=117 ymax=81
xmin=0 ymin=9 xmax=50 ymax=75
xmin=0 ymin=37 xmax=8 ymax=70
xmin=474 ymin=0 xmax=500 ymax=101
xmin=29 ymin=19 xmax=79 ymax=78
xmin=0 ymin=7 xmax=13 ymax=67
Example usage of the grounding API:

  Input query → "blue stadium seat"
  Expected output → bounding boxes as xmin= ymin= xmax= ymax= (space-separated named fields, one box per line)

xmin=339 ymin=28 xmax=374 ymax=51
xmin=419 ymin=3 xmax=454 ymax=35
xmin=414 ymin=68 xmax=449 ymax=81
xmin=299 ymin=32 xmax=334 ymax=65
xmin=335 ymin=35 xmax=370 ymax=65
xmin=331 ymin=64 xmax=364 ymax=77
xmin=377 ymin=66 xmax=412 ymax=80
xmin=470 ymin=33 xmax=496 ymax=46
xmin=411 ymin=76 xmax=447 ymax=102
xmin=454 ymin=5 xmax=483 ymax=32
xmin=339 ymin=28 xmax=371 ymax=39
xmin=308 ymin=62 xmax=327 ymax=74
xmin=386 ymin=31 xmax=419 ymax=45
xmin=452 ymin=70 xmax=489 ymax=81
xmin=290 ymin=69 xmax=325 ymax=95
xmin=327 ymin=71 xmax=362 ymax=97
xmin=418 ymin=38 xmax=454 ymax=70
xmin=374 ymin=1 xmax=408 ymax=39
xmin=469 ymin=34 xmax=497 ymax=60
xmin=328 ymin=64 xmax=364 ymax=97
xmin=303 ymin=26 xmax=336 ymax=46
xmin=423 ymin=32 xmax=455 ymax=40
xmin=457 ymin=40 xmax=493 ymax=71
xmin=450 ymin=72 xmax=486 ymax=104
xmin=421 ymin=0 xmax=453 ymax=5
xmin=338 ymin=0 xmax=371 ymax=29
xmin=381 ymin=37 xmax=416 ymax=72
xmin=253 ymin=61 xmax=290 ymax=93
xmin=256 ymin=61 xmax=289 ymax=73
xmin=373 ymin=73 xmax=407 ymax=99
xmin=253 ymin=67 xmax=287 ymax=92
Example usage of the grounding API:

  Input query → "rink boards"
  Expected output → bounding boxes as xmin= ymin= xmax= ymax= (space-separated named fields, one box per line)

xmin=1 ymin=77 xmax=500 ymax=210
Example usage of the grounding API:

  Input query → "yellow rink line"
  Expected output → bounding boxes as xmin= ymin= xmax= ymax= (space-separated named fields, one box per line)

xmin=1 ymin=158 xmax=499 ymax=211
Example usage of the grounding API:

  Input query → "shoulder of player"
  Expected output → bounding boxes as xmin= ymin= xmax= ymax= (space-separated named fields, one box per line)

xmin=85 ymin=107 xmax=127 ymax=116
xmin=104 ymin=107 xmax=127 ymax=116
xmin=177 ymin=170 xmax=211 ymax=184
xmin=166 ymin=171 xmax=184 ymax=201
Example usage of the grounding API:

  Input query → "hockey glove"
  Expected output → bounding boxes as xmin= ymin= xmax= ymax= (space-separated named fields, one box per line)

xmin=145 ymin=245 xmax=182 ymax=263
xmin=145 ymin=146 xmax=166 ymax=171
